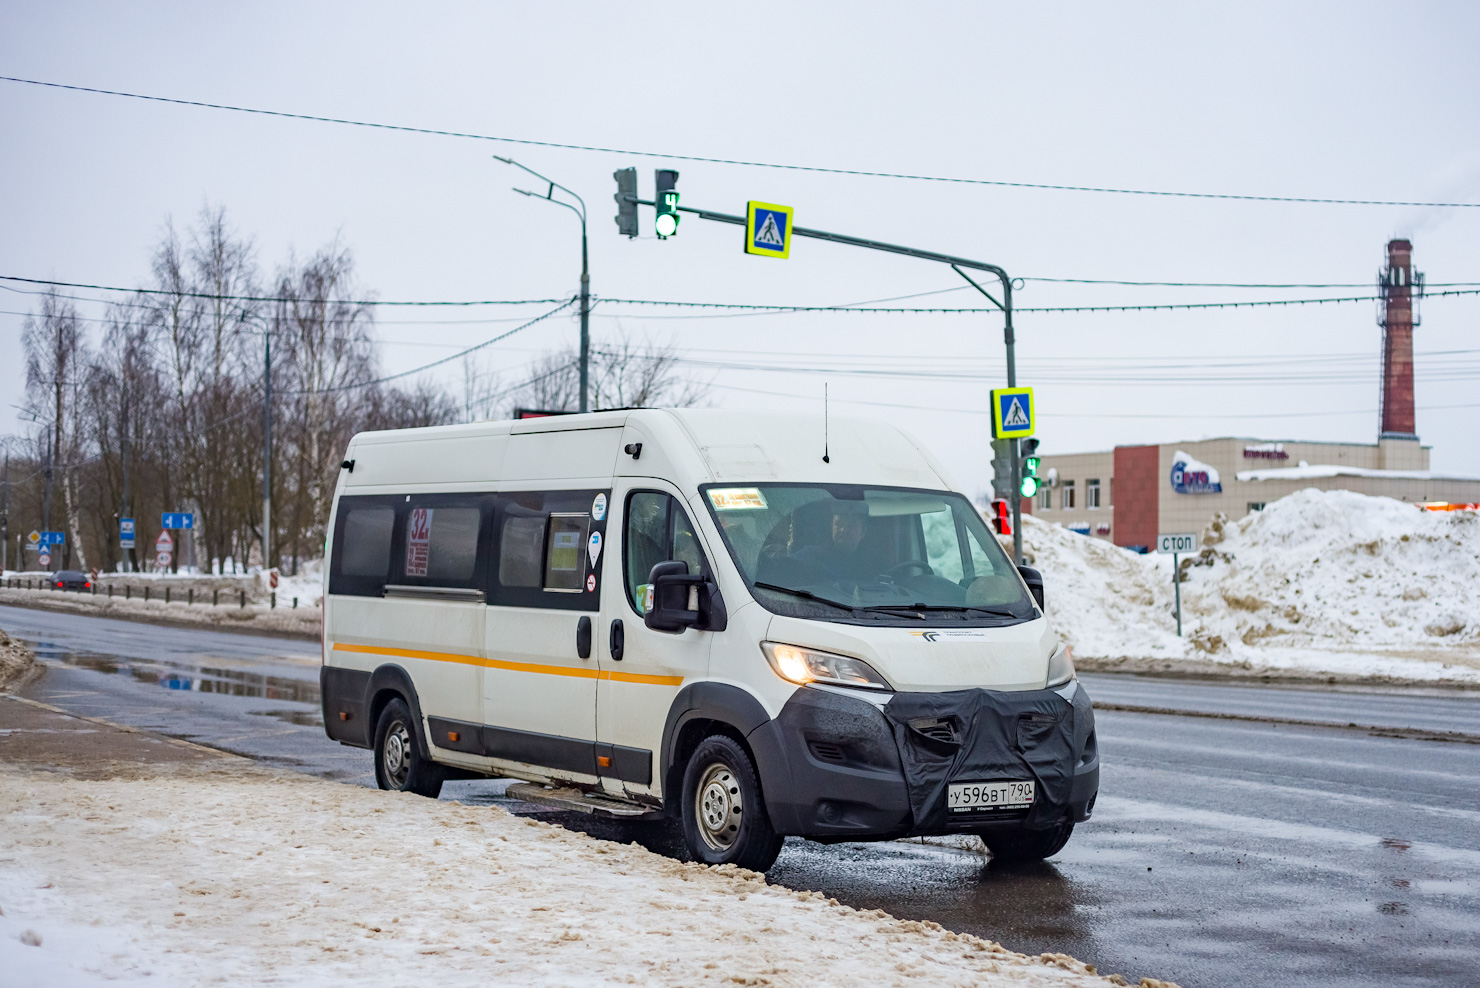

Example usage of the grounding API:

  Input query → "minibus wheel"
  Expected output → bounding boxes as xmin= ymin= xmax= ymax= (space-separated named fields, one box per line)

xmin=681 ymin=735 xmax=783 ymax=872
xmin=982 ymin=820 xmax=1074 ymax=864
xmin=374 ymin=698 xmax=444 ymax=798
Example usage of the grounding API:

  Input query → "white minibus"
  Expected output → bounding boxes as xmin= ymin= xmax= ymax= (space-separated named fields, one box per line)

xmin=321 ymin=409 xmax=1097 ymax=870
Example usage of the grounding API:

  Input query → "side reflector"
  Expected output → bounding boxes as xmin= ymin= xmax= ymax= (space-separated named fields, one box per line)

xmin=597 ymin=755 xmax=612 ymax=768
xmin=339 ymin=712 xmax=350 ymax=721
xmin=448 ymin=731 xmax=460 ymax=743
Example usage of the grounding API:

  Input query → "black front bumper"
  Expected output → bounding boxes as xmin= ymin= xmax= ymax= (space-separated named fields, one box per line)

xmin=747 ymin=681 xmax=1099 ymax=840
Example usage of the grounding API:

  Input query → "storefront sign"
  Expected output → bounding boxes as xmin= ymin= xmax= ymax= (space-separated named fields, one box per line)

xmin=1170 ymin=450 xmax=1222 ymax=495
xmin=1243 ymin=443 xmax=1289 ymax=460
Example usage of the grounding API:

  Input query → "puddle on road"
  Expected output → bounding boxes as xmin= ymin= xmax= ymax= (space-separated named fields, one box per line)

xmin=26 ymin=640 xmax=321 ymax=706
xmin=249 ymin=708 xmax=324 ymax=727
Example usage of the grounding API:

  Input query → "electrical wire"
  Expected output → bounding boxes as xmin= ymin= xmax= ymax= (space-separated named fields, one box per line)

xmin=280 ymin=299 xmax=576 ymax=395
xmin=4 ymin=75 xmax=1477 ymax=209
xmin=596 ymin=287 xmax=1480 ymax=315
xmin=0 ymin=275 xmax=564 ymax=308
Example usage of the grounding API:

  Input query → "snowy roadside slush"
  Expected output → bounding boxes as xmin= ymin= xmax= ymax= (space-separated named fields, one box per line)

xmin=0 ymin=763 xmax=1157 ymax=988
xmin=0 ymin=627 xmax=36 ymax=691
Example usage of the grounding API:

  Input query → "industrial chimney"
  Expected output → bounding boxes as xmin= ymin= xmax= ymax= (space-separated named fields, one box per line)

xmin=1377 ymin=239 xmax=1422 ymax=441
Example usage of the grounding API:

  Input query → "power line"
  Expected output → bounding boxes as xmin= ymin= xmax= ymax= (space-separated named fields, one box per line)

xmin=598 ymin=287 xmax=1480 ymax=315
xmin=282 ymin=299 xmax=576 ymax=395
xmin=0 ymin=275 xmax=565 ymax=308
xmin=5 ymin=74 xmax=1478 ymax=210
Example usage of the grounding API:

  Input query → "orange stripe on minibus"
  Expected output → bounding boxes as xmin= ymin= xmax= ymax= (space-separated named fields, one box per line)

xmin=330 ymin=643 xmax=682 ymax=686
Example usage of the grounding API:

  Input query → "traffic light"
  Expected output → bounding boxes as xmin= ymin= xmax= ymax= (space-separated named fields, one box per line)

xmin=654 ymin=169 xmax=680 ymax=238
xmin=990 ymin=498 xmax=1012 ymax=536
xmin=1019 ymin=438 xmax=1041 ymax=499
xmin=613 ymin=168 xmax=638 ymax=238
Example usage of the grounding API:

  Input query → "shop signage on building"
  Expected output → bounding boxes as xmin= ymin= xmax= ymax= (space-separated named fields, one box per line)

xmin=1243 ymin=443 xmax=1289 ymax=460
xmin=1170 ymin=450 xmax=1222 ymax=495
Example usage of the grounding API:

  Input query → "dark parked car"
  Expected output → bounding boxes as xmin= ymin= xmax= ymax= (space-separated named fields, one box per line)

xmin=52 ymin=570 xmax=92 ymax=592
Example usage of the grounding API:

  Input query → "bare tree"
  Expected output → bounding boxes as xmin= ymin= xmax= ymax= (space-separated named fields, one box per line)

xmin=502 ymin=333 xmax=709 ymax=415
xmin=21 ymin=292 xmax=88 ymax=567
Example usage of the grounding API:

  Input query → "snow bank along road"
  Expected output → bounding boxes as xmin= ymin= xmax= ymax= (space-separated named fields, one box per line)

xmin=5 ymin=606 xmax=1480 ymax=987
xmin=0 ymin=713 xmax=1120 ymax=988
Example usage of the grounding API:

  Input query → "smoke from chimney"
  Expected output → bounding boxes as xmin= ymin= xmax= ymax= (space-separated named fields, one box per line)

xmin=1378 ymin=239 xmax=1421 ymax=440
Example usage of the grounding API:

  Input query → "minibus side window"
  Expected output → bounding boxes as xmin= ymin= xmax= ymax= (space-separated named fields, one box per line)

xmin=489 ymin=490 xmax=609 ymax=611
xmin=544 ymin=513 xmax=591 ymax=592
xmin=329 ymin=499 xmax=397 ymax=596
xmin=397 ymin=498 xmax=487 ymax=588
xmin=498 ymin=511 xmax=545 ymax=588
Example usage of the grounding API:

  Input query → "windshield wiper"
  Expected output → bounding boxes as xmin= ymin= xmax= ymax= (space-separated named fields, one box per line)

xmin=862 ymin=603 xmax=1021 ymax=618
xmin=752 ymin=581 xmax=861 ymax=614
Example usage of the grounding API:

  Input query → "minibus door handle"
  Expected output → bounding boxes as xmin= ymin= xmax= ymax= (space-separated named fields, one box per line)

xmin=609 ymin=619 xmax=624 ymax=661
xmin=576 ymin=616 xmax=592 ymax=659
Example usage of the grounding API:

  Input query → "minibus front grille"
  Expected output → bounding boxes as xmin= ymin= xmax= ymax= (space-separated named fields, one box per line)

xmin=907 ymin=718 xmax=960 ymax=745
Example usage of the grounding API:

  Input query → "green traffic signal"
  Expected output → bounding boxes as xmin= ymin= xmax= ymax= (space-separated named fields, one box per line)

xmin=1020 ymin=476 xmax=1040 ymax=498
xmin=1025 ymin=456 xmax=1040 ymax=476
xmin=655 ymin=192 xmax=680 ymax=238
xmin=654 ymin=169 xmax=680 ymax=239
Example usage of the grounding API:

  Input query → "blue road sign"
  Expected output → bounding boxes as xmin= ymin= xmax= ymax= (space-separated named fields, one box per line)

xmin=40 ymin=531 xmax=66 ymax=545
xmin=120 ymin=517 xmax=136 ymax=548
xmin=162 ymin=512 xmax=195 ymax=530
xmin=989 ymin=387 xmax=1035 ymax=439
xmin=745 ymin=202 xmax=793 ymax=259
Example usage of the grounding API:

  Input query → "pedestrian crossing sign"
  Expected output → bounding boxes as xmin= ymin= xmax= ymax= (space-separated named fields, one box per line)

xmin=990 ymin=387 xmax=1035 ymax=439
xmin=745 ymin=201 xmax=793 ymax=259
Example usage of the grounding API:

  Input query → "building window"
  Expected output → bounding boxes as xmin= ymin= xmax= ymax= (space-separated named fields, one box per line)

xmin=1062 ymin=481 xmax=1076 ymax=510
xmin=1038 ymin=486 xmax=1052 ymax=510
xmin=1247 ymin=502 xmax=1266 ymax=514
xmin=1086 ymin=479 xmax=1101 ymax=509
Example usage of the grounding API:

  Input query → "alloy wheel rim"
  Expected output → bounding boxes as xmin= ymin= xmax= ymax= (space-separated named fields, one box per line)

xmin=695 ymin=761 xmax=742 ymax=851
xmin=384 ymin=720 xmax=411 ymax=787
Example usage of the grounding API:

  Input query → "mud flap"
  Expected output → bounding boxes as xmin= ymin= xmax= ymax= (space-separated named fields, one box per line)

xmin=882 ymin=687 xmax=1079 ymax=833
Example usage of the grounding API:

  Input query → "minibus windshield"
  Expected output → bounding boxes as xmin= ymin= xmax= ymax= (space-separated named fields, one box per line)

xmin=703 ymin=484 xmax=1036 ymax=624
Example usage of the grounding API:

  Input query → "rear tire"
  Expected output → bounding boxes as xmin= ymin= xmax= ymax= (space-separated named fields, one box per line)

xmin=681 ymin=735 xmax=783 ymax=872
xmin=374 ymin=698 xmax=444 ymax=798
xmin=982 ymin=819 xmax=1074 ymax=864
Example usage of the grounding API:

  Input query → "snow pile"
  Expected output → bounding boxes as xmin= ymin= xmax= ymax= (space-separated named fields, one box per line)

xmin=1024 ymin=490 xmax=1480 ymax=683
xmin=0 ymin=762 xmax=1138 ymax=988
xmin=0 ymin=626 xmax=36 ymax=692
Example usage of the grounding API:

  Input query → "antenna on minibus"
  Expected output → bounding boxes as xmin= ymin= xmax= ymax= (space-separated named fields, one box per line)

xmin=822 ymin=383 xmax=830 ymax=464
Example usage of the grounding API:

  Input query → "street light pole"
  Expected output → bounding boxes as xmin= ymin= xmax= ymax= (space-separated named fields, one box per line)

xmin=494 ymin=156 xmax=590 ymax=412
xmin=238 ymin=309 xmax=273 ymax=572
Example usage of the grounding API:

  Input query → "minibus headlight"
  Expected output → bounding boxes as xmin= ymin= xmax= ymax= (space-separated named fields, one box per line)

xmin=1047 ymin=642 xmax=1076 ymax=687
xmin=761 ymin=642 xmax=892 ymax=691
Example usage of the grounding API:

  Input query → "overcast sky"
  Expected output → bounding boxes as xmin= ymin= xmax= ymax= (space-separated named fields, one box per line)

xmin=3 ymin=1 xmax=1478 ymax=498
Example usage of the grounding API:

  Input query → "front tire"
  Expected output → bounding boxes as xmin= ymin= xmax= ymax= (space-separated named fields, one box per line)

xmin=982 ymin=819 xmax=1074 ymax=864
xmin=373 ymin=698 xmax=444 ymax=798
xmin=681 ymin=735 xmax=783 ymax=872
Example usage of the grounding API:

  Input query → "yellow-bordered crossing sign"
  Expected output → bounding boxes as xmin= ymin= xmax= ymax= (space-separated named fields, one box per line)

xmin=745 ymin=202 xmax=792 ymax=258
xmin=990 ymin=387 xmax=1035 ymax=439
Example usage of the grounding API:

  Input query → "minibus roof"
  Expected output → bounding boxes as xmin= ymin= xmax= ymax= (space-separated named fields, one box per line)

xmin=344 ymin=408 xmax=956 ymax=493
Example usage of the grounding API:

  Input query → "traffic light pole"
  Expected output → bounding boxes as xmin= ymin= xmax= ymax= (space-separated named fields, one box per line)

xmin=625 ymin=196 xmax=1025 ymax=563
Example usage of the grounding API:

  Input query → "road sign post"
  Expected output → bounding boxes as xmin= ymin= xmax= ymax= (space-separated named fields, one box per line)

xmin=155 ymin=530 xmax=175 ymax=572
xmin=1157 ymin=532 xmax=1198 ymax=636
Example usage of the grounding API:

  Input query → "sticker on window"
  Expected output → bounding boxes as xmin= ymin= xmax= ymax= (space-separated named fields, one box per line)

xmin=406 ymin=507 xmax=433 ymax=577
xmin=591 ymin=492 xmax=608 ymax=521
xmin=549 ymin=530 xmax=581 ymax=572
xmin=588 ymin=531 xmax=602 ymax=566
xmin=708 ymin=487 xmax=768 ymax=510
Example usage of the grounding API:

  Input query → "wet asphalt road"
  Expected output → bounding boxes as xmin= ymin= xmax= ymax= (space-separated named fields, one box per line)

xmin=3 ymin=603 xmax=1478 ymax=988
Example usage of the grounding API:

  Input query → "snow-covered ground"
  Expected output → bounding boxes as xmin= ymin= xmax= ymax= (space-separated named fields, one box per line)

xmin=0 ymin=762 xmax=1140 ymax=988
xmin=1024 ymin=490 xmax=1479 ymax=684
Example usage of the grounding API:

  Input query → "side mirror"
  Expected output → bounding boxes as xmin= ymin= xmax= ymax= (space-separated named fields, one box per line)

xmin=644 ymin=560 xmax=727 ymax=633
xmin=1016 ymin=565 xmax=1045 ymax=612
